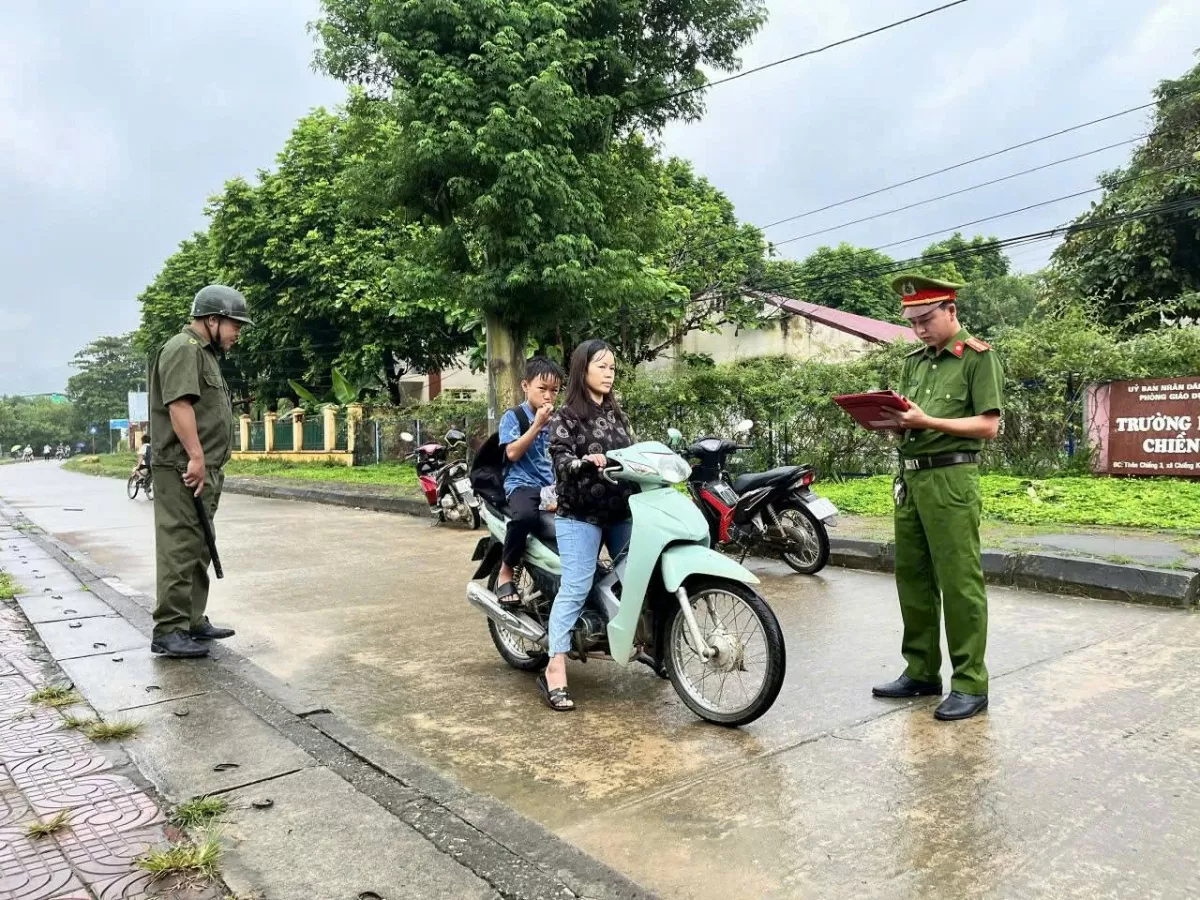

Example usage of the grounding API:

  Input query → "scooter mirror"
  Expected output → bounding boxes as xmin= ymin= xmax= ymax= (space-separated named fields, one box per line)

xmin=666 ymin=428 xmax=683 ymax=448
xmin=399 ymin=432 xmax=414 ymax=442
xmin=735 ymin=419 xmax=754 ymax=435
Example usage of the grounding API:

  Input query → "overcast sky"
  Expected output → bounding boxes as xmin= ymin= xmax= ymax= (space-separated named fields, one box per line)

xmin=2 ymin=0 xmax=1198 ymax=395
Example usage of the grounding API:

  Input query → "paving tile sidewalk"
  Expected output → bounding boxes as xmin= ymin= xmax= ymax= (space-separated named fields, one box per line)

xmin=1 ymin=530 xmax=218 ymax=900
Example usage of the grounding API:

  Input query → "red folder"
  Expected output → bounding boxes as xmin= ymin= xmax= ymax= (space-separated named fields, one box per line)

xmin=833 ymin=391 xmax=911 ymax=431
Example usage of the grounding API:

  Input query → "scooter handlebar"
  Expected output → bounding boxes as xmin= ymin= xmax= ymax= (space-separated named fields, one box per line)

xmin=599 ymin=463 xmax=622 ymax=485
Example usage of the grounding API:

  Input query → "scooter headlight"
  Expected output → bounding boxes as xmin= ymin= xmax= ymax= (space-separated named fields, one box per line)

xmin=655 ymin=454 xmax=692 ymax=484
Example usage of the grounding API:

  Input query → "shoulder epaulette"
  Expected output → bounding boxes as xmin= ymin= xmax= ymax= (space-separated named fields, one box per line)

xmin=905 ymin=345 xmax=926 ymax=357
xmin=965 ymin=337 xmax=991 ymax=353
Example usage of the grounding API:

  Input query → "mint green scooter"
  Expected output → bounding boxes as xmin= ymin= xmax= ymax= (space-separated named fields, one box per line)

xmin=467 ymin=437 xmax=786 ymax=726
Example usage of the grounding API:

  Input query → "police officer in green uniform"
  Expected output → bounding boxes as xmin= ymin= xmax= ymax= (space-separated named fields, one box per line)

xmin=872 ymin=276 xmax=1004 ymax=721
xmin=147 ymin=285 xmax=252 ymax=658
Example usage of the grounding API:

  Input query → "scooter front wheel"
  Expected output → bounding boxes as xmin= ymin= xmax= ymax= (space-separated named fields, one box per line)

xmin=664 ymin=578 xmax=786 ymax=727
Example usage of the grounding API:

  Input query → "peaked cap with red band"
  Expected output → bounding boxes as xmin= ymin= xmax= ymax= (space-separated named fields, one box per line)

xmin=891 ymin=274 xmax=966 ymax=320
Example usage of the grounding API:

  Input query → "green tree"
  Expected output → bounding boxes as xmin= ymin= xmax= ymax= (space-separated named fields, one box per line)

xmin=0 ymin=397 xmax=84 ymax=453
xmin=135 ymin=233 xmax=217 ymax=357
xmin=584 ymin=154 xmax=768 ymax=364
xmin=312 ymin=0 xmax=768 ymax=419
xmin=65 ymin=334 xmax=146 ymax=430
xmin=137 ymin=102 xmax=474 ymax=409
xmin=954 ymin=274 xmax=1040 ymax=339
xmin=1051 ymin=54 xmax=1200 ymax=329
xmin=763 ymin=244 xmax=898 ymax=320
xmin=920 ymin=232 xmax=1009 ymax=284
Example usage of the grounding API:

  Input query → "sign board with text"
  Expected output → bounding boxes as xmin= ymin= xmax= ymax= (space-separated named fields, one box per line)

xmin=127 ymin=391 xmax=148 ymax=423
xmin=1105 ymin=377 xmax=1200 ymax=476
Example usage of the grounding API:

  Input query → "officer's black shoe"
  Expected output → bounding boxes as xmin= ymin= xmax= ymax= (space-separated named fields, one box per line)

xmin=151 ymin=632 xmax=209 ymax=658
xmin=934 ymin=691 xmax=988 ymax=721
xmin=190 ymin=618 xmax=235 ymax=641
xmin=872 ymin=674 xmax=943 ymax=699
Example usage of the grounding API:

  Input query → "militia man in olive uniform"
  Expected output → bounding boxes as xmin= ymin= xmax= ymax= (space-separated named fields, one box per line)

xmin=873 ymin=276 xmax=1003 ymax=721
xmin=148 ymin=285 xmax=252 ymax=658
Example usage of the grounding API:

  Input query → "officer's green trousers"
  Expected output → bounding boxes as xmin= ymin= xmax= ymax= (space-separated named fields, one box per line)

xmin=893 ymin=463 xmax=988 ymax=695
xmin=152 ymin=466 xmax=223 ymax=639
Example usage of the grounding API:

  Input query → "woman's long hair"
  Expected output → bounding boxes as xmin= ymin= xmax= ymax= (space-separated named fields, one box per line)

xmin=564 ymin=339 xmax=623 ymax=420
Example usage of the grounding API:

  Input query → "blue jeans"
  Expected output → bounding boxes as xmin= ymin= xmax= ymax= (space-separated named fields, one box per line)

xmin=548 ymin=517 xmax=632 ymax=656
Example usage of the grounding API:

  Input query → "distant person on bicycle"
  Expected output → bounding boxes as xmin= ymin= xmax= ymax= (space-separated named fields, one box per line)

xmin=131 ymin=438 xmax=152 ymax=480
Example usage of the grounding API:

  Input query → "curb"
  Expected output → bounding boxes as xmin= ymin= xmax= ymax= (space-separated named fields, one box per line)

xmin=223 ymin=477 xmax=431 ymax=517
xmin=830 ymin=537 xmax=1199 ymax=608
xmin=0 ymin=503 xmax=658 ymax=900
xmin=224 ymin=478 xmax=1199 ymax=609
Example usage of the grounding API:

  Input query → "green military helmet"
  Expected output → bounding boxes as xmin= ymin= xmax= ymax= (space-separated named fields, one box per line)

xmin=190 ymin=284 xmax=254 ymax=325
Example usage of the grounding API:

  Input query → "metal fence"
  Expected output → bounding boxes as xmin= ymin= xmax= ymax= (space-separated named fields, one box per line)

xmin=301 ymin=419 xmax=325 ymax=451
xmin=274 ymin=421 xmax=294 ymax=451
xmin=358 ymin=414 xmax=487 ymax=466
xmin=249 ymin=422 xmax=265 ymax=452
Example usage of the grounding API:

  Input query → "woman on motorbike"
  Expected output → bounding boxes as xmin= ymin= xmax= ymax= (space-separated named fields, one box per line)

xmin=539 ymin=339 xmax=635 ymax=711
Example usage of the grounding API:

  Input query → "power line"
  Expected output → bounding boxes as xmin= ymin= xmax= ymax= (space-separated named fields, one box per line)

xmin=622 ymin=0 xmax=973 ymax=112
xmin=753 ymin=83 xmax=1200 ymax=233
xmin=863 ymin=159 xmax=1198 ymax=253
xmin=747 ymin=197 xmax=1200 ymax=299
xmin=673 ymin=85 xmax=1200 ymax=264
xmin=763 ymin=137 xmax=1143 ymax=249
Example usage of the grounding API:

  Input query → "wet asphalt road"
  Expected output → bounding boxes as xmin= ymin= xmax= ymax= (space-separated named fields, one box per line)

xmin=3 ymin=462 xmax=1199 ymax=899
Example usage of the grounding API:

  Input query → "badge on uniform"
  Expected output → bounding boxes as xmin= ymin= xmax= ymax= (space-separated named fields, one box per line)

xmin=893 ymin=476 xmax=907 ymax=507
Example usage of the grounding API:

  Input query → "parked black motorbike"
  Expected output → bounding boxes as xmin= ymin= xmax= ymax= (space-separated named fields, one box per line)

xmin=670 ymin=421 xmax=837 ymax=574
xmin=400 ymin=429 xmax=481 ymax=529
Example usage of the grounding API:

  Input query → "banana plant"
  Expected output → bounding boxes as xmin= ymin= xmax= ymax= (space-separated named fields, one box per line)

xmin=288 ymin=367 xmax=380 ymax=413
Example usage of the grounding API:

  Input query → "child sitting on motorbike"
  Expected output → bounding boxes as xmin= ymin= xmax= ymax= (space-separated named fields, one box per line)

xmin=495 ymin=357 xmax=564 ymax=606
xmin=539 ymin=340 xmax=635 ymax=712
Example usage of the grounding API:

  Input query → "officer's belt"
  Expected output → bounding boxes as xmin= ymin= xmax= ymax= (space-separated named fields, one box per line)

xmin=901 ymin=452 xmax=979 ymax=472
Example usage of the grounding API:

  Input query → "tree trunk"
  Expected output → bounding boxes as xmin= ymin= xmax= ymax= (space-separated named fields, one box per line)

xmin=485 ymin=312 xmax=525 ymax=432
xmin=383 ymin=349 xmax=403 ymax=406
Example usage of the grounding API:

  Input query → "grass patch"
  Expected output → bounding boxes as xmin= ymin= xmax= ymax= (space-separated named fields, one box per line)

xmin=29 ymin=684 xmax=82 ymax=708
xmin=64 ymin=453 xmax=420 ymax=490
xmin=172 ymin=796 xmax=229 ymax=828
xmin=136 ymin=832 xmax=222 ymax=879
xmin=25 ymin=809 xmax=71 ymax=837
xmin=62 ymin=453 xmax=137 ymax=479
xmin=820 ymin=474 xmax=1200 ymax=531
xmin=60 ymin=713 xmax=95 ymax=730
xmin=225 ymin=458 xmax=419 ymax=488
xmin=84 ymin=718 xmax=142 ymax=741
xmin=0 ymin=571 xmax=18 ymax=600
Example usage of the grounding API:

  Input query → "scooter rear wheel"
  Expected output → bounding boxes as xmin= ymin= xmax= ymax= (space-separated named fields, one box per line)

xmin=664 ymin=578 xmax=786 ymax=727
xmin=777 ymin=502 xmax=830 ymax=575
xmin=485 ymin=566 xmax=549 ymax=672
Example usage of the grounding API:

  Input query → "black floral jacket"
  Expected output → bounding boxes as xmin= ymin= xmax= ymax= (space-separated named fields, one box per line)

xmin=549 ymin=402 xmax=636 ymax=526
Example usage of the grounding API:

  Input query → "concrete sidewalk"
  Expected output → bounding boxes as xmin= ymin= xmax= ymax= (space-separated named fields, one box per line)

xmin=220 ymin=476 xmax=1200 ymax=608
xmin=0 ymin=507 xmax=655 ymax=900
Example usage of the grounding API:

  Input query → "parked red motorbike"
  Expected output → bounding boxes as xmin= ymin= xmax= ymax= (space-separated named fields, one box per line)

xmin=670 ymin=420 xmax=837 ymax=574
xmin=400 ymin=429 xmax=481 ymax=528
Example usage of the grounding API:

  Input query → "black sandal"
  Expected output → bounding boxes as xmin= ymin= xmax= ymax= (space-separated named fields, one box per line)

xmin=495 ymin=581 xmax=521 ymax=608
xmin=536 ymin=674 xmax=575 ymax=711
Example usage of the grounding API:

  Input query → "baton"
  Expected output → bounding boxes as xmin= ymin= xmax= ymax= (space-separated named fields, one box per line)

xmin=192 ymin=494 xmax=224 ymax=579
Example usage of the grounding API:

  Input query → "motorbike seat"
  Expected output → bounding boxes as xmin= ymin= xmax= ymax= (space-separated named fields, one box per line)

xmin=732 ymin=466 xmax=804 ymax=495
xmin=530 ymin=510 xmax=559 ymax=555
